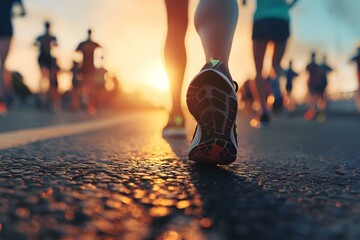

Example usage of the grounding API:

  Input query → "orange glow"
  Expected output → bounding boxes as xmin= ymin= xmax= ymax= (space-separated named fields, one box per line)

xmin=6 ymin=0 xmax=360 ymax=109
xmin=153 ymin=198 xmax=175 ymax=207
xmin=199 ymin=218 xmax=213 ymax=228
xmin=176 ymin=200 xmax=191 ymax=209
xmin=149 ymin=206 xmax=171 ymax=217
xmin=114 ymin=194 xmax=132 ymax=204
xmin=15 ymin=208 xmax=30 ymax=218
xmin=267 ymin=95 xmax=275 ymax=105
xmin=65 ymin=211 xmax=75 ymax=221
xmin=250 ymin=118 xmax=261 ymax=129
xmin=161 ymin=231 xmax=180 ymax=240
xmin=143 ymin=64 xmax=170 ymax=92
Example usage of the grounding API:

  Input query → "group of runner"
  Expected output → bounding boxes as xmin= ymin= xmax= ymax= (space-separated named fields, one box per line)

xmin=162 ymin=0 xmax=360 ymax=132
xmin=35 ymin=24 xmax=105 ymax=114
xmin=162 ymin=0 xmax=300 ymax=137
xmin=162 ymin=0 xmax=360 ymax=164
xmin=0 ymin=0 xmax=106 ymax=115
xmin=240 ymin=45 xmax=360 ymax=123
xmin=2 ymin=0 xmax=360 ymax=163
xmin=240 ymin=51 xmax=334 ymax=121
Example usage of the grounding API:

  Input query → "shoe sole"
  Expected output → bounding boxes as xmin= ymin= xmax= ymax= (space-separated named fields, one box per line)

xmin=186 ymin=69 xmax=238 ymax=165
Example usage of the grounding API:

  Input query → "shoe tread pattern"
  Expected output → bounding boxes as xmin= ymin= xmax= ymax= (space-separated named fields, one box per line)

xmin=187 ymin=70 xmax=238 ymax=164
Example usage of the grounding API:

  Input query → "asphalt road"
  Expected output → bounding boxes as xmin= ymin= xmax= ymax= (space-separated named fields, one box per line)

xmin=0 ymin=110 xmax=360 ymax=240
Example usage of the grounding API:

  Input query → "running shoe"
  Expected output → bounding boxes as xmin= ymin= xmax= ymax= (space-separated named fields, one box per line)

xmin=0 ymin=102 xmax=7 ymax=117
xmin=87 ymin=105 xmax=98 ymax=116
xmin=186 ymin=59 xmax=238 ymax=165
xmin=162 ymin=115 xmax=186 ymax=138
xmin=260 ymin=111 xmax=270 ymax=124
xmin=317 ymin=111 xmax=327 ymax=123
xmin=303 ymin=109 xmax=317 ymax=121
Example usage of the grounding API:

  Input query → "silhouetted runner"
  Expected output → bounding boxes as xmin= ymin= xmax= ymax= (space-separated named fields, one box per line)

xmin=350 ymin=46 xmax=360 ymax=111
xmin=284 ymin=60 xmax=298 ymax=111
xmin=304 ymin=52 xmax=323 ymax=121
xmin=48 ymin=57 xmax=61 ymax=113
xmin=70 ymin=61 xmax=81 ymax=111
xmin=350 ymin=47 xmax=360 ymax=90
xmin=76 ymin=29 xmax=101 ymax=115
xmin=240 ymin=79 xmax=255 ymax=116
xmin=244 ymin=0 xmax=299 ymax=126
xmin=34 ymin=21 xmax=58 ymax=108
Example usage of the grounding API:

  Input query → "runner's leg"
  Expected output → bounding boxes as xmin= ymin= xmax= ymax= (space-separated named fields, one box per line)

xmin=164 ymin=0 xmax=189 ymax=119
xmin=195 ymin=0 xmax=238 ymax=67
xmin=0 ymin=37 xmax=12 ymax=101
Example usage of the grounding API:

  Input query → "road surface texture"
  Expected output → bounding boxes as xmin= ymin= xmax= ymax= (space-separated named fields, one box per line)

xmin=0 ymin=109 xmax=360 ymax=240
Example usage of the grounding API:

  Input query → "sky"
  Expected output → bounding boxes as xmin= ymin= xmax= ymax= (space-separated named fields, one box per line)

xmin=7 ymin=0 xmax=360 ymax=109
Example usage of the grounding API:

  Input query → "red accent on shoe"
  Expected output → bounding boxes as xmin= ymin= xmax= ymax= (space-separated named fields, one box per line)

xmin=209 ymin=144 xmax=223 ymax=160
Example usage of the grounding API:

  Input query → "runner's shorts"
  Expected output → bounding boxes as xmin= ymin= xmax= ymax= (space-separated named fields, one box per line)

xmin=0 ymin=21 xmax=13 ymax=37
xmin=252 ymin=18 xmax=290 ymax=42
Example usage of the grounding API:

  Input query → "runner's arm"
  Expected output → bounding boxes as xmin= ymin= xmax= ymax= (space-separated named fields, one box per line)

xmin=33 ymin=36 xmax=40 ymax=47
xmin=75 ymin=44 xmax=82 ymax=52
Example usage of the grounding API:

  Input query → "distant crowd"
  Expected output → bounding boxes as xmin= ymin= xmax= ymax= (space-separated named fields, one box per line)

xmin=33 ymin=23 xmax=121 ymax=115
xmin=1 ymin=1 xmax=123 ymax=116
xmin=239 ymin=49 xmax=360 ymax=121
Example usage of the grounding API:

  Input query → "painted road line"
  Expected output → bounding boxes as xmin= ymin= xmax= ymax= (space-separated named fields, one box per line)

xmin=0 ymin=112 xmax=142 ymax=150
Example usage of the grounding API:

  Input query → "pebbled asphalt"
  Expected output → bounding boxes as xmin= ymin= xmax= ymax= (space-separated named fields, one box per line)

xmin=0 ymin=110 xmax=360 ymax=240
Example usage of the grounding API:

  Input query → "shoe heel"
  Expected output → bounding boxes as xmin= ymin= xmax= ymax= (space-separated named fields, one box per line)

xmin=186 ymin=71 xmax=237 ymax=138
xmin=186 ymin=70 xmax=238 ymax=165
xmin=188 ymin=139 xmax=237 ymax=165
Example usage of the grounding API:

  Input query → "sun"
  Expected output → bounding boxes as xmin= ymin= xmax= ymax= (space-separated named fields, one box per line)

xmin=143 ymin=64 xmax=170 ymax=92
xmin=135 ymin=62 xmax=172 ymax=110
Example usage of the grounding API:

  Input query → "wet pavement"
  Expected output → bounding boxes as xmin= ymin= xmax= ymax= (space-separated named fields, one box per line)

xmin=0 ymin=110 xmax=360 ymax=240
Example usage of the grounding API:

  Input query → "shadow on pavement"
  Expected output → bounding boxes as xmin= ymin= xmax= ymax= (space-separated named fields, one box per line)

xmin=188 ymin=163 xmax=302 ymax=240
xmin=162 ymin=136 xmax=189 ymax=160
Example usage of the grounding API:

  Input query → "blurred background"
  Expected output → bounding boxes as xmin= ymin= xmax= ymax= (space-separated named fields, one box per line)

xmin=6 ymin=0 xmax=360 ymax=110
